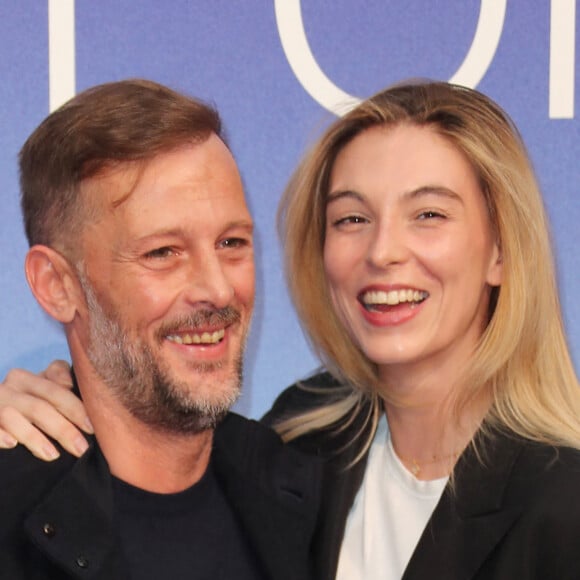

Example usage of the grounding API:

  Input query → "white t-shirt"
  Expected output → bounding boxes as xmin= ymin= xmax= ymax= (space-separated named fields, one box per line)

xmin=336 ymin=416 xmax=448 ymax=580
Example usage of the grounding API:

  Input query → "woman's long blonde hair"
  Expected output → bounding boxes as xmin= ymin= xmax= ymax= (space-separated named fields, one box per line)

xmin=276 ymin=81 xmax=580 ymax=451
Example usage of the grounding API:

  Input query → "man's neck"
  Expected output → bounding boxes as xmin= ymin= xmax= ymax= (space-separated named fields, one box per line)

xmin=95 ymin=413 xmax=214 ymax=494
xmin=77 ymin=374 xmax=214 ymax=494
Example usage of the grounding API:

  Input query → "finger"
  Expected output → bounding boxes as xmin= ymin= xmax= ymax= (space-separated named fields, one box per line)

xmin=0 ymin=406 xmax=61 ymax=461
xmin=2 ymin=370 xmax=93 ymax=434
xmin=40 ymin=359 xmax=73 ymax=388
xmin=36 ymin=386 xmax=94 ymax=435
xmin=0 ymin=395 xmax=90 ymax=458
xmin=0 ymin=428 xmax=17 ymax=448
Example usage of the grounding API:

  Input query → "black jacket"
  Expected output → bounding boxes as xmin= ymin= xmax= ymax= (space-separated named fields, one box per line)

xmin=0 ymin=413 xmax=322 ymax=580
xmin=264 ymin=372 xmax=580 ymax=580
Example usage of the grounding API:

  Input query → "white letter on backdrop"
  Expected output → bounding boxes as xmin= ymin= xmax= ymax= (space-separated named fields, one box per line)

xmin=275 ymin=0 xmax=506 ymax=116
xmin=49 ymin=0 xmax=76 ymax=112
xmin=550 ymin=0 xmax=576 ymax=119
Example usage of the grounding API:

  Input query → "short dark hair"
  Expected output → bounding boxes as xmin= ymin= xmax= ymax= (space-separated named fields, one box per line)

xmin=20 ymin=78 xmax=223 ymax=251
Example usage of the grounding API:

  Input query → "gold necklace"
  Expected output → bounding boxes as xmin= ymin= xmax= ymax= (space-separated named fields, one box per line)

xmin=399 ymin=450 xmax=460 ymax=477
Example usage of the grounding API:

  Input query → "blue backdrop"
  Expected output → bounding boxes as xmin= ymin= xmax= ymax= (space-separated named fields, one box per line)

xmin=0 ymin=1 xmax=578 ymax=418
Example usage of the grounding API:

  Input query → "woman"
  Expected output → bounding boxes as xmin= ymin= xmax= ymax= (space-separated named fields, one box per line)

xmin=3 ymin=81 xmax=580 ymax=578
xmin=265 ymin=80 xmax=580 ymax=578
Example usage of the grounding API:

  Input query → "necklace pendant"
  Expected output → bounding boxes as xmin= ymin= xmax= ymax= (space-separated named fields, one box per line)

xmin=411 ymin=460 xmax=421 ymax=476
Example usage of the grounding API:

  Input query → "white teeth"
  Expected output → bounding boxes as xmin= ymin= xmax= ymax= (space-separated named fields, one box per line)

xmin=362 ymin=289 xmax=428 ymax=306
xmin=167 ymin=328 xmax=225 ymax=345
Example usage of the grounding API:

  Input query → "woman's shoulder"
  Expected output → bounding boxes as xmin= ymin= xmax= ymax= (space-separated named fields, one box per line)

xmin=261 ymin=370 xmax=350 ymax=427
xmin=516 ymin=437 xmax=580 ymax=472
xmin=449 ymin=436 xmax=580 ymax=576
xmin=457 ymin=430 xmax=580 ymax=512
xmin=260 ymin=370 xmax=374 ymax=463
xmin=521 ymin=440 xmax=580 ymax=487
xmin=498 ymin=437 xmax=580 ymax=518
xmin=509 ymin=442 xmax=580 ymax=564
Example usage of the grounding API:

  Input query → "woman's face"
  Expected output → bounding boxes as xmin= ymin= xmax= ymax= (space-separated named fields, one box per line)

xmin=323 ymin=123 xmax=502 ymax=384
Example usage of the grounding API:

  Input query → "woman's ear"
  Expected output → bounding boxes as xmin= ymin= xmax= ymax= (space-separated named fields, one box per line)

xmin=486 ymin=242 xmax=503 ymax=287
xmin=25 ymin=245 xmax=81 ymax=323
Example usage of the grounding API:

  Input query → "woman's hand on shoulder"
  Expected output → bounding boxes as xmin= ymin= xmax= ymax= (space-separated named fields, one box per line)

xmin=0 ymin=360 xmax=92 ymax=461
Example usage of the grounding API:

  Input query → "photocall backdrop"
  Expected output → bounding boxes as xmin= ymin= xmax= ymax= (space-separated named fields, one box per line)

xmin=0 ymin=1 xmax=578 ymax=418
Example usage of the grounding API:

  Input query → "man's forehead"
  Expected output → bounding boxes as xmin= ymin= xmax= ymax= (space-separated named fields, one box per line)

xmin=82 ymin=139 xmax=246 ymax=213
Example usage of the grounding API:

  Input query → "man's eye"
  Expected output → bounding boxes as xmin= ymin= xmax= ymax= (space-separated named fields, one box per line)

xmin=144 ymin=247 xmax=175 ymax=259
xmin=220 ymin=238 xmax=249 ymax=249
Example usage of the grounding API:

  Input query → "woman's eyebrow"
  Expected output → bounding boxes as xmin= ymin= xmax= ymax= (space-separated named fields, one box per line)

xmin=327 ymin=185 xmax=463 ymax=205
xmin=404 ymin=185 xmax=463 ymax=204
xmin=326 ymin=189 xmax=365 ymax=204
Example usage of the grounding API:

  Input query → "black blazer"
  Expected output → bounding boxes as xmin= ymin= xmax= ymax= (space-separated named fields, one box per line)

xmin=264 ymin=372 xmax=580 ymax=580
xmin=0 ymin=413 xmax=322 ymax=580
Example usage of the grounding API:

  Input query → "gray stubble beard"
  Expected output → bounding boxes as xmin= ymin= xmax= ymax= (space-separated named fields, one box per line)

xmin=79 ymin=273 xmax=244 ymax=434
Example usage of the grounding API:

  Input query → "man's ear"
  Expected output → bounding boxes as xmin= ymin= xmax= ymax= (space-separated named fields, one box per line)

xmin=25 ymin=245 xmax=82 ymax=323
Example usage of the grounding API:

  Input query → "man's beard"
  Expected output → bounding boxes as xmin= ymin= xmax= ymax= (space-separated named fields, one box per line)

xmin=80 ymin=276 xmax=244 ymax=434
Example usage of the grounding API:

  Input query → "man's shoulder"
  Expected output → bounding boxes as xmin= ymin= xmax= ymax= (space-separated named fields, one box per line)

xmin=0 ymin=443 xmax=76 ymax=497
xmin=0 ymin=443 xmax=78 ymax=543
xmin=0 ymin=438 xmax=109 ymax=527
xmin=0 ymin=440 xmax=122 ymax=579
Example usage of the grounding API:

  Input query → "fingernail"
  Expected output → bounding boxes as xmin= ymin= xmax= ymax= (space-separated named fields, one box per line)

xmin=73 ymin=436 xmax=89 ymax=457
xmin=84 ymin=417 xmax=94 ymax=433
xmin=42 ymin=444 xmax=60 ymax=461
xmin=1 ymin=434 xmax=17 ymax=448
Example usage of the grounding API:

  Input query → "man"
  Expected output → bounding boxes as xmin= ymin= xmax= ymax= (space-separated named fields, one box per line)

xmin=0 ymin=79 xmax=320 ymax=579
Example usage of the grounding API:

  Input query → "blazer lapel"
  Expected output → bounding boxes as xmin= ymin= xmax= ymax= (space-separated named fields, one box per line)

xmin=312 ymin=452 xmax=368 ymax=580
xmin=403 ymin=433 xmax=525 ymax=580
xmin=213 ymin=413 xmax=323 ymax=580
xmin=23 ymin=442 xmax=129 ymax=579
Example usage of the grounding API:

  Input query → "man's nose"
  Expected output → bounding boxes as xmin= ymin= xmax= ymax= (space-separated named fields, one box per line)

xmin=183 ymin=253 xmax=235 ymax=309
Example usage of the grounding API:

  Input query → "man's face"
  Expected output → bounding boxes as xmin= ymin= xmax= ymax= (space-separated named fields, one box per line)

xmin=76 ymin=135 xmax=255 ymax=433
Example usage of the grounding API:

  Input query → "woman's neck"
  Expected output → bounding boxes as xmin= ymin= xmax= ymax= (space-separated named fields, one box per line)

xmin=383 ymin=386 xmax=491 ymax=481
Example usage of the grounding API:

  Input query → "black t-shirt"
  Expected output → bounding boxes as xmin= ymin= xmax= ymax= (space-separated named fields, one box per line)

xmin=112 ymin=464 xmax=265 ymax=579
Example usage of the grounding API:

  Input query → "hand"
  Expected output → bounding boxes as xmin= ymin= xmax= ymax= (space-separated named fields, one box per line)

xmin=0 ymin=360 xmax=93 ymax=461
